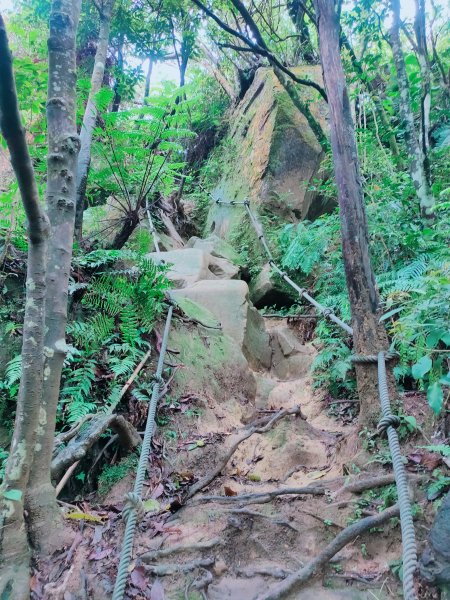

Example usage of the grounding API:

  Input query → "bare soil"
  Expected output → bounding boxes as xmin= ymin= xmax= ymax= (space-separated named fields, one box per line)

xmin=33 ymin=318 xmax=445 ymax=600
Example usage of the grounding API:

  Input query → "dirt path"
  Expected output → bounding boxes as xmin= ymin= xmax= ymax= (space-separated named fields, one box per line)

xmin=35 ymin=316 xmax=414 ymax=600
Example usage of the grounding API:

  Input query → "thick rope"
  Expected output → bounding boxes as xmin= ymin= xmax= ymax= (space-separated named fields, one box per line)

xmin=377 ymin=352 xmax=417 ymax=600
xmin=112 ymin=305 xmax=173 ymax=600
xmin=215 ymin=196 xmax=418 ymax=599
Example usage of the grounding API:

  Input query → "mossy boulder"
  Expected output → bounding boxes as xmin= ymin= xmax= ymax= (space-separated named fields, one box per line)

xmin=207 ymin=66 xmax=331 ymax=241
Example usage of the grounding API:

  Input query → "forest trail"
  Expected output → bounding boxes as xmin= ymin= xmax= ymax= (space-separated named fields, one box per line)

xmin=43 ymin=240 xmax=409 ymax=600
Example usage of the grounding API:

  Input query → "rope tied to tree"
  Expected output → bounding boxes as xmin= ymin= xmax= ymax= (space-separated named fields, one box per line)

xmin=112 ymin=304 xmax=174 ymax=600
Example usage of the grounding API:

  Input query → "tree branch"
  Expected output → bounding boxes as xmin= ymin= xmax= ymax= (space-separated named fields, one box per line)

xmin=0 ymin=14 xmax=48 ymax=242
xmin=191 ymin=0 xmax=327 ymax=101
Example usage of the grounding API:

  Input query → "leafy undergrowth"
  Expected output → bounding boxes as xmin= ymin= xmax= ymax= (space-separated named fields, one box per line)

xmin=0 ymin=249 xmax=170 ymax=482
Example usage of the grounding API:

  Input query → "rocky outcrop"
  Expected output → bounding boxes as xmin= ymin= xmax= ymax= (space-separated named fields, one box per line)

xmin=147 ymin=248 xmax=239 ymax=288
xmin=171 ymin=280 xmax=271 ymax=369
xmin=207 ymin=66 xmax=331 ymax=242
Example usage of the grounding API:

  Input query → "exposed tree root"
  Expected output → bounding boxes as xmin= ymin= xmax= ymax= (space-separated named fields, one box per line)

xmin=185 ymin=407 xmax=305 ymax=501
xmin=190 ymin=486 xmax=325 ymax=506
xmin=55 ymin=460 xmax=80 ymax=497
xmin=253 ymin=504 xmax=400 ymax=600
xmin=51 ymin=415 xmax=141 ymax=481
xmin=141 ymin=537 xmax=223 ymax=561
xmin=223 ymin=508 xmax=299 ymax=531
xmin=144 ymin=557 xmax=215 ymax=575
xmin=237 ymin=566 xmax=293 ymax=579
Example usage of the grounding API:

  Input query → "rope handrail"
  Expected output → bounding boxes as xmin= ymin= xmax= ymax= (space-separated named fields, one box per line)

xmin=112 ymin=304 xmax=173 ymax=600
xmin=214 ymin=196 xmax=417 ymax=600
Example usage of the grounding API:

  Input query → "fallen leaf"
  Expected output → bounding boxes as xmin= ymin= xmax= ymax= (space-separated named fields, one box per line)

xmin=224 ymin=486 xmax=237 ymax=497
xmin=66 ymin=511 xmax=105 ymax=523
xmin=88 ymin=548 xmax=111 ymax=560
xmin=307 ymin=470 xmax=329 ymax=480
xmin=143 ymin=499 xmax=160 ymax=512
xmin=130 ymin=565 xmax=148 ymax=591
xmin=92 ymin=525 xmax=104 ymax=545
xmin=151 ymin=483 xmax=165 ymax=499
xmin=150 ymin=578 xmax=165 ymax=600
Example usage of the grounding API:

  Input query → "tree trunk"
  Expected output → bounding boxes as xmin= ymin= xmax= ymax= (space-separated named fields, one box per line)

xmin=314 ymin=0 xmax=392 ymax=426
xmin=340 ymin=30 xmax=402 ymax=164
xmin=74 ymin=0 xmax=115 ymax=241
xmin=25 ymin=0 xmax=82 ymax=553
xmin=389 ymin=0 xmax=435 ymax=218
xmin=0 ymin=14 xmax=49 ymax=598
xmin=414 ymin=0 xmax=431 ymax=161
xmin=144 ymin=56 xmax=153 ymax=101
xmin=111 ymin=33 xmax=124 ymax=112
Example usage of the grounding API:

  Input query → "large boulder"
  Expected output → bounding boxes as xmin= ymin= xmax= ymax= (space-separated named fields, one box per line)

xmin=167 ymin=302 xmax=257 ymax=433
xmin=270 ymin=325 xmax=316 ymax=380
xmin=147 ymin=248 xmax=239 ymax=288
xmin=186 ymin=235 xmax=242 ymax=265
xmin=171 ymin=280 xmax=271 ymax=369
xmin=207 ymin=66 xmax=331 ymax=241
xmin=148 ymin=248 xmax=210 ymax=288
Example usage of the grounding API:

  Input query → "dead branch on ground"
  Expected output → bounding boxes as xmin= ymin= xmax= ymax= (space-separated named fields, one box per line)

xmin=253 ymin=504 xmax=400 ymax=600
xmin=141 ymin=538 xmax=223 ymax=562
xmin=185 ymin=406 xmax=305 ymax=501
xmin=51 ymin=414 xmax=141 ymax=481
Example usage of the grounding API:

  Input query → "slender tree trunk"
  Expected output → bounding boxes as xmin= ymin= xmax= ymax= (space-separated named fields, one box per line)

xmin=314 ymin=0 xmax=392 ymax=426
xmin=0 ymin=14 xmax=49 ymax=598
xmin=25 ymin=0 xmax=82 ymax=553
xmin=340 ymin=31 xmax=402 ymax=164
xmin=389 ymin=0 xmax=435 ymax=218
xmin=144 ymin=56 xmax=153 ymax=101
xmin=74 ymin=0 xmax=115 ymax=240
xmin=111 ymin=33 xmax=124 ymax=112
xmin=414 ymin=0 xmax=431 ymax=161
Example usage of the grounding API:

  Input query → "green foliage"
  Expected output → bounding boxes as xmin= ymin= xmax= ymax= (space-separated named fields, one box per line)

xmin=276 ymin=137 xmax=450 ymax=410
xmin=97 ymin=453 xmax=139 ymax=497
xmin=59 ymin=252 xmax=169 ymax=423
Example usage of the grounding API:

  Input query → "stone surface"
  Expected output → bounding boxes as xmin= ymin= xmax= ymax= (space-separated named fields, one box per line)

xmin=186 ymin=235 xmax=242 ymax=265
xmin=167 ymin=301 xmax=257 ymax=432
xmin=270 ymin=325 xmax=316 ymax=380
xmin=172 ymin=279 xmax=271 ymax=369
xmin=249 ymin=263 xmax=274 ymax=306
xmin=206 ymin=66 xmax=331 ymax=241
xmin=171 ymin=280 xmax=249 ymax=345
xmin=148 ymin=248 xmax=211 ymax=288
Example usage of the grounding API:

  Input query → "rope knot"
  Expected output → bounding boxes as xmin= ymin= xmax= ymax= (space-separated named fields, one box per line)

xmin=377 ymin=414 xmax=401 ymax=436
xmin=244 ymin=199 xmax=250 ymax=207
xmin=351 ymin=351 xmax=399 ymax=364
xmin=123 ymin=492 xmax=145 ymax=522
xmin=322 ymin=308 xmax=333 ymax=317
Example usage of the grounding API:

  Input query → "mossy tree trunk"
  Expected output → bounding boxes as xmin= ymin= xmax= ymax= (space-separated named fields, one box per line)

xmin=25 ymin=0 xmax=82 ymax=553
xmin=314 ymin=0 xmax=393 ymax=426
xmin=0 ymin=14 xmax=50 ymax=598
